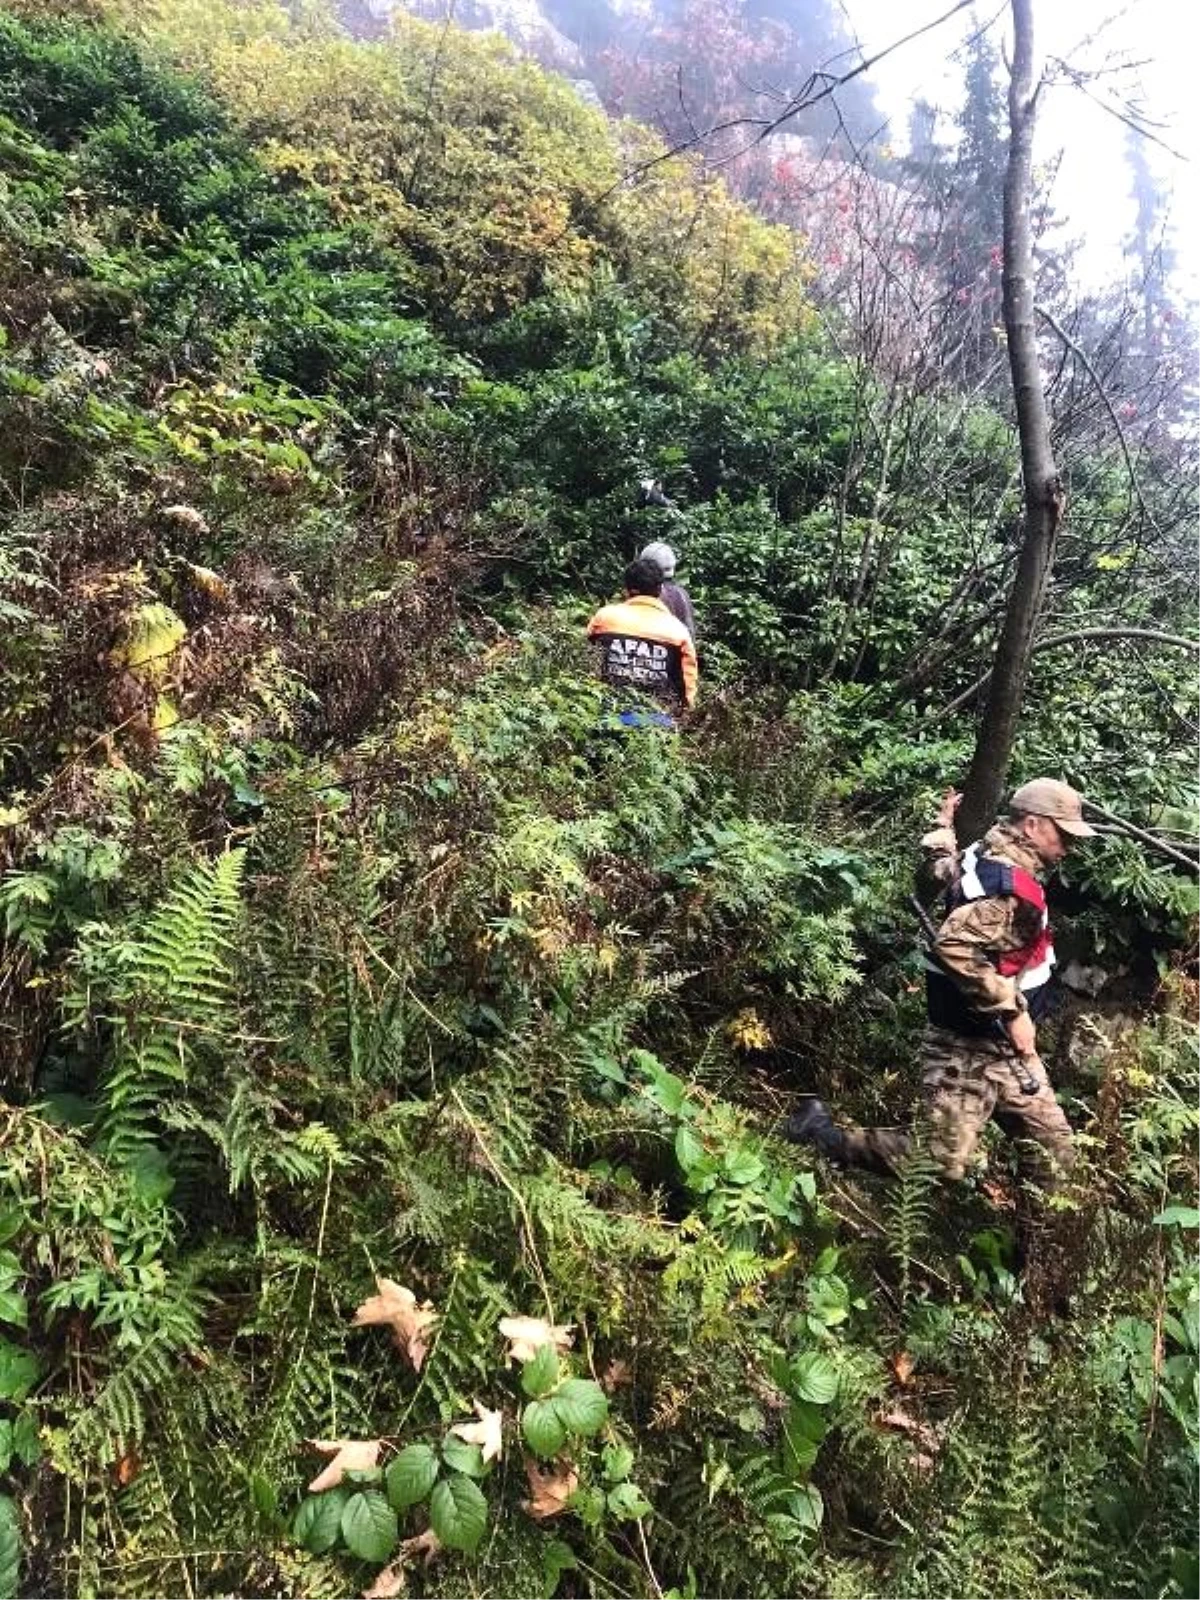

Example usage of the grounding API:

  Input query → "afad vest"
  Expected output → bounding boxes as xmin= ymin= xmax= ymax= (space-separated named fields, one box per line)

xmin=924 ymin=841 xmax=1055 ymax=1037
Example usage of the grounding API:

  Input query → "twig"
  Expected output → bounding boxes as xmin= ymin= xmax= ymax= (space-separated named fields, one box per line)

xmin=1035 ymin=303 xmax=1152 ymax=528
xmin=934 ymin=627 xmax=1199 ymax=720
xmin=450 ymin=1085 xmax=557 ymax=1323
xmin=827 ymin=1180 xmax=952 ymax=1288
xmin=559 ymin=0 xmax=980 ymax=235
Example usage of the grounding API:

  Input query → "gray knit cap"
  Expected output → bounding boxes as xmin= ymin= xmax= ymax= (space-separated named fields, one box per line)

xmin=639 ymin=541 xmax=677 ymax=579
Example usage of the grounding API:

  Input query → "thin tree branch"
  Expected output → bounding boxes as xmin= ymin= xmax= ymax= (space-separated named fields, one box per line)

xmin=1035 ymin=303 xmax=1152 ymax=528
xmin=576 ymin=0 xmax=981 ymax=221
xmin=934 ymin=627 xmax=1199 ymax=719
xmin=1047 ymin=57 xmax=1190 ymax=162
xmin=1082 ymin=799 xmax=1199 ymax=873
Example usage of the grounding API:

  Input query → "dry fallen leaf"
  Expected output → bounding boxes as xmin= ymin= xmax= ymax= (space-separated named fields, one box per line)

xmin=362 ymin=1562 xmax=405 ymax=1599
xmin=980 ymin=1179 xmax=1017 ymax=1211
xmin=602 ymin=1358 xmax=632 ymax=1393
xmin=450 ymin=1401 xmax=504 ymax=1464
xmin=498 ymin=1314 xmax=575 ymax=1364
xmin=185 ymin=561 xmax=232 ymax=603
xmin=522 ymin=1456 xmax=579 ymax=1521
xmin=161 ymin=504 xmax=209 ymax=534
xmin=352 ymin=1279 xmax=438 ymax=1371
xmin=890 ymin=1351 xmax=916 ymax=1387
xmin=307 ymin=1438 xmax=381 ymax=1493
xmin=877 ymin=1406 xmax=942 ymax=1473
xmin=400 ymin=1528 xmax=442 ymax=1566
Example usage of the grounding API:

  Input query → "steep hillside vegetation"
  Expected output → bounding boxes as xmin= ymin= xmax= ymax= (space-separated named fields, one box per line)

xmin=0 ymin=4 xmax=1196 ymax=1598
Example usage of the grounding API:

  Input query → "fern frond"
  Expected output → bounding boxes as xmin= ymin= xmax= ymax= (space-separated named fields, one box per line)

xmin=93 ymin=851 xmax=245 ymax=1164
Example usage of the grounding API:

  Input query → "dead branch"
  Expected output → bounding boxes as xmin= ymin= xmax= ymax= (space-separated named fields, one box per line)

xmin=1082 ymin=799 xmax=1199 ymax=873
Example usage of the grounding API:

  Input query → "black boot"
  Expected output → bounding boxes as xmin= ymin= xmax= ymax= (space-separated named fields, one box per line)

xmin=781 ymin=1097 xmax=848 ymax=1163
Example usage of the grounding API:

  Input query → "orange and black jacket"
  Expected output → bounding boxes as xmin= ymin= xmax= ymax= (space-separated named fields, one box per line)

xmin=586 ymin=595 xmax=698 ymax=708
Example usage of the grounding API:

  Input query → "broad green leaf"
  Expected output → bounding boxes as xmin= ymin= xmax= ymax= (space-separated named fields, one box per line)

xmin=607 ymin=1481 xmax=652 ymax=1520
xmin=292 ymin=1488 xmax=349 ymax=1554
xmin=787 ymin=1484 xmax=824 ymax=1531
xmin=0 ymin=1294 xmax=24 ymax=1331
xmin=0 ymin=1343 xmax=39 ymax=1403
xmin=1152 ymin=1206 xmax=1200 ymax=1229
xmin=521 ymin=1341 xmax=560 ymax=1398
xmin=126 ymin=1144 xmax=175 ymax=1206
xmin=522 ymin=1399 xmax=568 ymax=1457
xmin=429 ymin=1473 xmax=487 ymax=1553
xmin=722 ymin=1147 xmax=764 ymax=1185
xmin=781 ymin=1402 xmax=825 ymax=1473
xmin=551 ymin=1378 xmax=608 ymax=1437
xmin=0 ymin=1493 xmax=18 ymax=1600
xmin=0 ymin=1212 xmax=22 ymax=1247
xmin=797 ymin=1171 xmax=818 ymax=1204
xmin=0 ymin=1425 xmax=10 ymax=1475
xmin=642 ymin=1067 xmax=686 ymax=1116
xmin=571 ymin=1484 xmax=607 ymax=1529
xmin=441 ymin=1435 xmax=486 ymax=1478
xmin=789 ymin=1352 xmax=838 ymax=1406
xmin=542 ymin=1537 xmax=578 ymax=1596
xmin=10 ymin=1414 xmax=38 ymax=1469
xmin=340 ymin=1490 xmax=398 ymax=1563
xmin=342 ymin=1466 xmax=383 ymax=1487
xmin=385 ymin=1444 xmax=439 ymax=1509
xmin=674 ymin=1124 xmax=705 ymax=1173
xmin=249 ymin=1471 xmax=278 ymax=1521
xmin=602 ymin=1443 xmax=634 ymax=1483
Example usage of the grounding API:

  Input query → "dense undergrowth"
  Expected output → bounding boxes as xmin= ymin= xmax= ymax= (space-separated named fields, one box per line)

xmin=0 ymin=3 xmax=1197 ymax=1597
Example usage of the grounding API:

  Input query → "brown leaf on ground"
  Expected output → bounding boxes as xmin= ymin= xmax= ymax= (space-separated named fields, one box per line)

xmin=601 ymin=1358 xmax=631 ymax=1392
xmin=980 ymin=1179 xmax=1017 ymax=1210
xmin=351 ymin=1278 xmax=438 ymax=1370
xmin=400 ymin=1529 xmax=442 ymax=1565
xmin=161 ymin=504 xmax=209 ymax=534
xmin=498 ymin=1314 xmax=575 ymax=1364
xmin=185 ymin=561 xmax=233 ymax=602
xmin=450 ymin=1401 xmax=504 ymax=1464
xmin=362 ymin=1562 xmax=405 ymax=1599
xmin=306 ymin=1438 xmax=382 ymax=1492
xmin=890 ymin=1351 xmax=916 ymax=1386
xmin=877 ymin=1406 xmax=942 ymax=1473
xmin=522 ymin=1456 xmax=579 ymax=1520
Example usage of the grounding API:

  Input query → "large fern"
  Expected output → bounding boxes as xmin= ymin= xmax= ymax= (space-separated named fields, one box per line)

xmin=91 ymin=850 xmax=245 ymax=1166
xmin=884 ymin=1115 xmax=941 ymax=1314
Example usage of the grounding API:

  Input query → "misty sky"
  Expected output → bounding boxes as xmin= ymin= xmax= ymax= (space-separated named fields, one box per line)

xmin=840 ymin=0 xmax=1198 ymax=297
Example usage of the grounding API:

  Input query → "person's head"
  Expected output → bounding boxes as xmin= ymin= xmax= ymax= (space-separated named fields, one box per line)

xmin=623 ymin=556 xmax=665 ymax=598
xmin=637 ymin=479 xmax=673 ymax=509
xmin=639 ymin=541 xmax=678 ymax=580
xmin=1007 ymin=777 xmax=1096 ymax=864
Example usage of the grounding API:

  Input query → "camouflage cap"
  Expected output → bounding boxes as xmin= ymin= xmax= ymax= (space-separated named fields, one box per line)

xmin=1009 ymin=777 xmax=1096 ymax=837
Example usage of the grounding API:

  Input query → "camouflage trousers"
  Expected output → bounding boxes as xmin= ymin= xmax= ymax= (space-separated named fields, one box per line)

xmin=843 ymin=1026 xmax=1076 ymax=1188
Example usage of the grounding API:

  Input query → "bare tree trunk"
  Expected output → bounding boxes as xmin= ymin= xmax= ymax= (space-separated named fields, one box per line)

xmin=956 ymin=0 xmax=1064 ymax=845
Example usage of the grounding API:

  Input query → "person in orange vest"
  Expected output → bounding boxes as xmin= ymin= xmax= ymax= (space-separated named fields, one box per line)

xmin=586 ymin=557 xmax=698 ymax=729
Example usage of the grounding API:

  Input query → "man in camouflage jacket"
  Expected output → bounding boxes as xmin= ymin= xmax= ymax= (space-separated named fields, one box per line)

xmin=786 ymin=778 xmax=1096 ymax=1188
